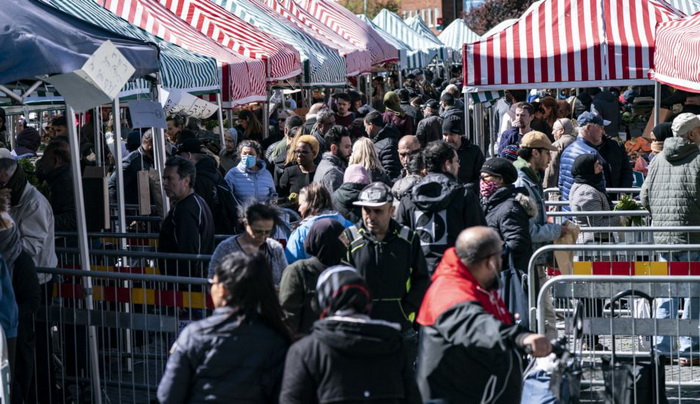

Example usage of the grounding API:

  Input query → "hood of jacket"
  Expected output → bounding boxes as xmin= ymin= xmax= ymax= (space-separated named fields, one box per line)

xmin=411 ymin=172 xmax=462 ymax=212
xmin=312 ymin=317 xmax=402 ymax=357
xmin=373 ymin=124 xmax=400 ymax=143
xmin=513 ymin=157 xmax=539 ymax=184
xmin=195 ymin=155 xmax=218 ymax=175
xmin=320 ymin=152 xmax=346 ymax=170
xmin=484 ymin=185 xmax=537 ymax=217
xmin=334 ymin=182 xmax=366 ymax=204
xmin=663 ymin=137 xmax=700 ymax=163
xmin=417 ymin=248 xmax=512 ymax=326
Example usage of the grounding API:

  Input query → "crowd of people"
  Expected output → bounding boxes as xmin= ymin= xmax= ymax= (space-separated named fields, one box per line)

xmin=0 ymin=69 xmax=699 ymax=402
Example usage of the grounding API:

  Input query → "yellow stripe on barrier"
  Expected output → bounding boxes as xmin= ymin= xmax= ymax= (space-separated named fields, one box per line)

xmin=573 ymin=261 xmax=593 ymax=275
xmin=131 ymin=288 xmax=156 ymax=305
xmin=181 ymin=291 xmax=208 ymax=310
xmin=635 ymin=262 xmax=668 ymax=276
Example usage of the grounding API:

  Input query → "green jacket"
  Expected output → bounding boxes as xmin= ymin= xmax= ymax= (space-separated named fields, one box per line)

xmin=641 ymin=136 xmax=700 ymax=244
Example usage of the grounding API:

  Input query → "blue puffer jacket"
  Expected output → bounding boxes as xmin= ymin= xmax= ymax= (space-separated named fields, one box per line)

xmin=558 ymin=138 xmax=605 ymax=202
xmin=224 ymin=160 xmax=277 ymax=205
xmin=157 ymin=307 xmax=289 ymax=404
xmin=0 ymin=255 xmax=18 ymax=339
xmin=284 ymin=212 xmax=353 ymax=264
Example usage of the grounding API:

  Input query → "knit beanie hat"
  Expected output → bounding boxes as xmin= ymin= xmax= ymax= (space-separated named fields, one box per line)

xmin=442 ymin=115 xmax=463 ymax=135
xmin=16 ymin=127 xmax=40 ymax=152
xmin=343 ymin=164 xmax=371 ymax=184
xmin=316 ymin=265 xmax=371 ymax=318
xmin=481 ymin=157 xmax=518 ymax=184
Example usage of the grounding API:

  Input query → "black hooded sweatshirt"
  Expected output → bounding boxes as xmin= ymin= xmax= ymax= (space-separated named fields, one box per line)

xmin=280 ymin=318 xmax=421 ymax=404
xmin=396 ymin=172 xmax=486 ymax=274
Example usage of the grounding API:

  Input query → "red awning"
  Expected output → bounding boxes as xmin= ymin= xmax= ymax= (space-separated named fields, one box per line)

xmin=650 ymin=12 xmax=700 ymax=92
xmin=463 ymin=0 xmax=681 ymax=91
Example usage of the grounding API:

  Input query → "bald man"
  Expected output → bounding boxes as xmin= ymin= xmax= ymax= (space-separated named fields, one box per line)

xmin=416 ymin=226 xmax=551 ymax=403
xmin=397 ymin=135 xmax=420 ymax=178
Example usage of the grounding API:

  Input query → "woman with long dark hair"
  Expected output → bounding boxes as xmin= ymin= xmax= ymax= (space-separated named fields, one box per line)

xmin=157 ymin=252 xmax=291 ymax=403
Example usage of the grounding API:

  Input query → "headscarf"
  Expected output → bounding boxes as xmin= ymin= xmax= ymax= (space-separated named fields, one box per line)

xmin=383 ymin=91 xmax=403 ymax=116
xmin=571 ymin=154 xmax=606 ymax=195
xmin=2 ymin=163 xmax=27 ymax=207
xmin=651 ymin=122 xmax=673 ymax=145
xmin=316 ymin=265 xmax=371 ymax=318
xmin=304 ymin=219 xmax=346 ymax=266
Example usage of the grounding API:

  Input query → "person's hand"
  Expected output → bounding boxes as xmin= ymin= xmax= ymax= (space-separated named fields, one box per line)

xmin=522 ymin=333 xmax=552 ymax=357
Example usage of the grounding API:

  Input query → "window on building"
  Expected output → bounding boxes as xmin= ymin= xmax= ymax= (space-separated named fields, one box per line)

xmin=427 ymin=8 xmax=433 ymax=27
xmin=434 ymin=8 xmax=440 ymax=27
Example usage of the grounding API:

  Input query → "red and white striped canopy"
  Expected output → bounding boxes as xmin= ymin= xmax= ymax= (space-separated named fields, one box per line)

xmin=263 ymin=0 xmax=370 ymax=76
xmin=98 ymin=0 xmax=268 ymax=105
xmin=463 ymin=0 xmax=682 ymax=91
xmin=294 ymin=0 xmax=399 ymax=66
xmin=154 ymin=0 xmax=303 ymax=81
xmin=650 ymin=12 xmax=700 ymax=92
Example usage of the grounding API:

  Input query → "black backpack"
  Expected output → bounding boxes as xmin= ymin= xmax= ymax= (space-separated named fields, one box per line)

xmin=198 ymin=170 xmax=239 ymax=235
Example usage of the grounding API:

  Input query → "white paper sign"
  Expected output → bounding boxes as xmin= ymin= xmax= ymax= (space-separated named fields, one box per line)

xmin=163 ymin=90 xmax=218 ymax=119
xmin=128 ymin=100 xmax=167 ymax=129
xmin=47 ymin=40 xmax=135 ymax=113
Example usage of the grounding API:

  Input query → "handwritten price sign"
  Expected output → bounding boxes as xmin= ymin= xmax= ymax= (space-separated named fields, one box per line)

xmin=162 ymin=89 xmax=218 ymax=119
xmin=47 ymin=40 xmax=136 ymax=113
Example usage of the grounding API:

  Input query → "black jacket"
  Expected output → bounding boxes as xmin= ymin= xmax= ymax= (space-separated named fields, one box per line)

xmin=280 ymin=318 xmax=421 ymax=404
xmin=455 ymin=136 xmax=485 ymax=185
xmin=415 ymin=114 xmax=442 ymax=147
xmin=332 ymin=182 xmax=365 ymax=223
xmin=592 ymin=90 xmax=621 ymax=135
xmin=482 ymin=185 xmax=532 ymax=271
xmin=43 ymin=165 xmax=76 ymax=232
xmin=440 ymin=106 xmax=464 ymax=122
xmin=595 ymin=137 xmax=633 ymax=189
xmin=157 ymin=307 xmax=289 ymax=404
xmin=373 ymin=125 xmax=402 ymax=181
xmin=396 ymin=173 xmax=486 ymax=273
xmin=193 ymin=156 xmax=220 ymax=213
xmin=344 ymin=221 xmax=430 ymax=331
xmin=279 ymin=257 xmax=327 ymax=335
xmin=417 ymin=302 xmax=527 ymax=404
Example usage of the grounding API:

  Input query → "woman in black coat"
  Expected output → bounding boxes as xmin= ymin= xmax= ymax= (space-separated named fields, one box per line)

xmin=280 ymin=266 xmax=420 ymax=404
xmin=479 ymin=158 xmax=534 ymax=271
xmin=157 ymin=253 xmax=291 ymax=404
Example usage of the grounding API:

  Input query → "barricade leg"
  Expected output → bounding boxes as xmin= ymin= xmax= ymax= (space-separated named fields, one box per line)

xmin=680 ymin=297 xmax=700 ymax=354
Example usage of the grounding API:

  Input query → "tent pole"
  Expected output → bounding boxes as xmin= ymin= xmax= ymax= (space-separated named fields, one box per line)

xmin=153 ymin=78 xmax=170 ymax=217
xmin=464 ymin=95 xmax=471 ymax=143
xmin=397 ymin=68 xmax=403 ymax=90
xmin=263 ymin=87 xmax=271 ymax=139
xmin=653 ymin=81 xmax=661 ymax=127
xmin=216 ymin=92 xmax=226 ymax=150
xmin=488 ymin=107 xmax=495 ymax=158
xmin=66 ymin=105 xmax=103 ymax=404
xmin=111 ymin=98 xmax=133 ymax=373
xmin=474 ymin=102 xmax=484 ymax=154
xmin=95 ymin=107 xmax=103 ymax=167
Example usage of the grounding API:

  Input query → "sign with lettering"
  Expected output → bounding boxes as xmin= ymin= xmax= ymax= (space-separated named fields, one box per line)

xmin=47 ymin=40 xmax=135 ymax=113
xmin=162 ymin=89 xmax=218 ymax=119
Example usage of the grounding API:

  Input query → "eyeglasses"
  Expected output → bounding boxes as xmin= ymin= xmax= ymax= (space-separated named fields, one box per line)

xmin=294 ymin=150 xmax=310 ymax=155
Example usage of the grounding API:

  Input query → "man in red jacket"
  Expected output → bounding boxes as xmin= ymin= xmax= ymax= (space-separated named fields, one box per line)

xmin=415 ymin=226 xmax=551 ymax=403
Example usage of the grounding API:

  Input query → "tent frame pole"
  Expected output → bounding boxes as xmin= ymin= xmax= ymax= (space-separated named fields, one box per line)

xmin=653 ymin=81 xmax=661 ymax=127
xmin=216 ymin=92 xmax=226 ymax=149
xmin=153 ymin=77 xmax=170 ymax=217
xmin=66 ymin=105 xmax=104 ymax=404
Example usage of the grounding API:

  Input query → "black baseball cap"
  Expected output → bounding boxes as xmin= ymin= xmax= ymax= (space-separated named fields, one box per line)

xmin=353 ymin=182 xmax=394 ymax=207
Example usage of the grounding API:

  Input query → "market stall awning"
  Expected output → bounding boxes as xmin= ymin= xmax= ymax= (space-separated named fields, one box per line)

xmin=664 ymin=0 xmax=700 ymax=16
xmin=44 ymin=0 xmax=219 ymax=95
xmin=406 ymin=16 xmax=444 ymax=47
xmin=1 ymin=0 xmax=159 ymax=86
xmin=373 ymin=10 xmax=446 ymax=64
xmin=296 ymin=0 xmax=398 ymax=66
xmin=210 ymin=0 xmax=346 ymax=86
xmin=650 ymin=12 xmax=700 ymax=92
xmin=464 ymin=0 xmax=682 ymax=91
xmin=154 ymin=0 xmax=302 ymax=81
xmin=98 ymin=0 xmax=268 ymax=105
xmin=267 ymin=0 xmax=371 ymax=76
xmin=438 ymin=18 xmax=480 ymax=57
xmin=356 ymin=14 xmax=414 ymax=69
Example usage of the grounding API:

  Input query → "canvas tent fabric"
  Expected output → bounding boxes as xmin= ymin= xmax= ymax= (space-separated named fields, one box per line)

xmin=664 ymin=0 xmax=700 ymax=16
xmin=480 ymin=18 xmax=518 ymax=38
xmin=99 ymin=0 xmax=268 ymax=105
xmin=154 ymin=0 xmax=302 ymax=81
xmin=211 ymin=0 xmax=346 ymax=86
xmin=438 ymin=18 xmax=481 ymax=56
xmin=296 ymin=0 xmax=398 ymax=66
xmin=463 ymin=0 xmax=682 ymax=91
xmin=0 ymin=0 xmax=159 ymax=86
xmin=268 ymin=0 xmax=371 ymax=76
xmin=406 ymin=16 xmax=444 ymax=47
xmin=356 ymin=14 xmax=415 ymax=69
xmin=44 ymin=0 xmax=219 ymax=95
xmin=650 ymin=12 xmax=700 ymax=92
xmin=373 ymin=10 xmax=445 ymax=65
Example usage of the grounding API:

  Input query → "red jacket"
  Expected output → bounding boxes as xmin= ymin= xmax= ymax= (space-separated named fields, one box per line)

xmin=417 ymin=247 xmax=512 ymax=326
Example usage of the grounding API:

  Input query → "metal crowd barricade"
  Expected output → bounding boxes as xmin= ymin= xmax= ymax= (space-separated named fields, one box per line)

xmin=33 ymin=266 xmax=210 ymax=404
xmin=537 ymin=275 xmax=700 ymax=395
xmin=546 ymin=210 xmax=651 ymax=226
xmin=543 ymin=187 xmax=642 ymax=199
